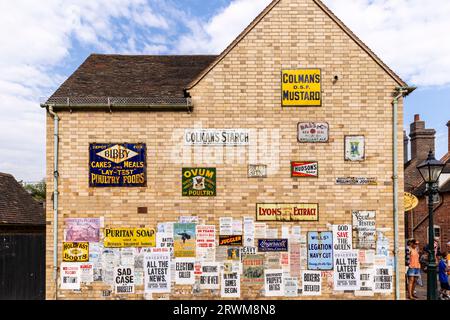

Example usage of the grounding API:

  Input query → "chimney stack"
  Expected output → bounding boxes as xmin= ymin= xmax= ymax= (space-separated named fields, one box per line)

xmin=403 ymin=130 xmax=409 ymax=163
xmin=409 ymin=114 xmax=435 ymax=161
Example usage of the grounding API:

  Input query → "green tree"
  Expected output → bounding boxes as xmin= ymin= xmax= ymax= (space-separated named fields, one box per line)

xmin=23 ymin=179 xmax=46 ymax=202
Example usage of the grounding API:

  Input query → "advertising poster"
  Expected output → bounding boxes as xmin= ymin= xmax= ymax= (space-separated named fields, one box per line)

xmin=302 ymin=271 xmax=322 ymax=296
xmin=291 ymin=161 xmax=319 ymax=177
xmin=242 ymin=254 xmax=264 ymax=283
xmin=284 ymin=277 xmax=298 ymax=297
xmin=374 ymin=266 xmax=393 ymax=293
xmin=199 ymin=263 xmax=220 ymax=290
xmin=62 ymin=242 xmax=89 ymax=262
xmin=281 ymin=69 xmax=321 ymax=106
xmin=219 ymin=235 xmax=243 ymax=246
xmin=290 ymin=242 xmax=301 ymax=277
xmin=266 ymin=228 xmax=278 ymax=239
xmin=114 ymin=266 xmax=135 ymax=294
xmin=102 ymin=248 xmax=120 ymax=285
xmin=352 ymin=211 xmax=376 ymax=249
xmin=248 ymin=164 xmax=267 ymax=178
xmin=182 ymin=168 xmax=216 ymax=196
xmin=243 ymin=217 xmax=255 ymax=246
xmin=264 ymin=269 xmax=284 ymax=297
xmin=254 ymin=223 xmax=267 ymax=238
xmin=196 ymin=225 xmax=215 ymax=261
xmin=256 ymin=203 xmax=318 ymax=221
xmin=376 ymin=231 xmax=390 ymax=257
xmin=232 ymin=220 xmax=243 ymax=235
xmin=333 ymin=250 xmax=360 ymax=291
xmin=355 ymin=268 xmax=375 ymax=296
xmin=332 ymin=224 xmax=352 ymax=251
xmin=258 ymin=239 xmax=288 ymax=252
xmin=297 ymin=122 xmax=329 ymax=142
xmin=227 ymin=247 xmax=240 ymax=261
xmin=221 ymin=272 xmax=240 ymax=298
xmin=175 ymin=258 xmax=195 ymax=285
xmin=104 ymin=228 xmax=156 ymax=247
xmin=157 ymin=222 xmax=174 ymax=234
xmin=184 ymin=129 xmax=249 ymax=146
xmin=344 ymin=135 xmax=365 ymax=161
xmin=173 ymin=223 xmax=196 ymax=258
xmin=89 ymin=143 xmax=146 ymax=187
xmin=144 ymin=247 xmax=171 ymax=293
xmin=156 ymin=232 xmax=174 ymax=254
xmin=359 ymin=249 xmax=375 ymax=265
xmin=65 ymin=218 xmax=101 ymax=242
xmin=335 ymin=177 xmax=377 ymax=185
xmin=219 ymin=217 xmax=233 ymax=235
xmin=241 ymin=246 xmax=257 ymax=255
xmin=179 ymin=216 xmax=199 ymax=224
xmin=120 ymin=247 xmax=135 ymax=266
xmin=307 ymin=231 xmax=333 ymax=270
xmin=79 ymin=263 xmax=94 ymax=283
xmin=60 ymin=262 xmax=81 ymax=290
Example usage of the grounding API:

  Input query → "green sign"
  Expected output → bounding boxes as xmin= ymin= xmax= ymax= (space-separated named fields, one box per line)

xmin=182 ymin=168 xmax=216 ymax=196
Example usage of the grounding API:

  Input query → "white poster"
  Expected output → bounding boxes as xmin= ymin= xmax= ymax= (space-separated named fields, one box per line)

xmin=156 ymin=232 xmax=174 ymax=254
xmin=196 ymin=225 xmax=216 ymax=261
xmin=79 ymin=263 xmax=94 ymax=283
xmin=219 ymin=217 xmax=233 ymax=235
xmin=282 ymin=225 xmax=290 ymax=239
xmin=232 ymin=219 xmax=243 ymax=235
xmin=199 ymin=263 xmax=220 ymax=290
xmin=144 ymin=247 xmax=171 ymax=293
xmin=157 ymin=222 xmax=174 ymax=234
xmin=291 ymin=226 xmax=301 ymax=243
xmin=376 ymin=231 xmax=390 ymax=257
xmin=101 ymin=248 xmax=120 ymax=285
xmin=175 ymin=258 xmax=195 ymax=285
xmin=333 ymin=250 xmax=360 ymax=291
xmin=179 ymin=216 xmax=199 ymax=224
xmin=120 ymin=248 xmax=135 ymax=266
xmin=302 ymin=271 xmax=322 ymax=296
xmin=254 ymin=223 xmax=267 ymax=239
xmin=355 ymin=268 xmax=375 ymax=296
xmin=60 ymin=262 xmax=81 ymax=290
xmin=352 ymin=211 xmax=376 ymax=249
xmin=243 ymin=217 xmax=255 ymax=246
xmin=114 ymin=266 xmax=135 ymax=294
xmin=266 ymin=228 xmax=278 ymax=239
xmin=221 ymin=272 xmax=240 ymax=298
xmin=284 ymin=277 xmax=298 ymax=297
xmin=359 ymin=249 xmax=375 ymax=265
xmin=333 ymin=224 xmax=352 ymax=251
xmin=264 ymin=269 xmax=284 ymax=297
xmin=374 ymin=265 xmax=393 ymax=293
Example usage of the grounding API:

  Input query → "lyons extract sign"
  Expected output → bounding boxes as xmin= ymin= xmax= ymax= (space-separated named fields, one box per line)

xmin=89 ymin=143 xmax=146 ymax=187
xmin=281 ymin=69 xmax=321 ymax=106
xmin=182 ymin=168 xmax=216 ymax=196
xmin=291 ymin=161 xmax=318 ymax=177
xmin=256 ymin=203 xmax=318 ymax=221
xmin=297 ymin=122 xmax=329 ymax=142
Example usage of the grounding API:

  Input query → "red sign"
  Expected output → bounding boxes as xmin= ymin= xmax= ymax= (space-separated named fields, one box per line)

xmin=291 ymin=161 xmax=318 ymax=177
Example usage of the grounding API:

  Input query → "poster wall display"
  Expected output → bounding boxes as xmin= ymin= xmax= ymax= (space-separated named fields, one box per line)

xmin=242 ymin=254 xmax=264 ymax=283
xmin=335 ymin=177 xmax=377 ymax=185
xmin=196 ymin=225 xmax=215 ymax=261
xmin=104 ymin=228 xmax=156 ymax=247
xmin=114 ymin=266 xmax=135 ymax=294
xmin=264 ymin=269 xmax=284 ymax=297
xmin=373 ymin=266 xmax=393 ymax=293
xmin=258 ymin=239 xmax=288 ymax=252
xmin=182 ymin=168 xmax=216 ymax=196
xmin=219 ymin=217 xmax=233 ymax=235
xmin=248 ymin=164 xmax=267 ymax=178
xmin=175 ymin=258 xmax=196 ymax=285
xmin=355 ymin=268 xmax=375 ymax=296
xmin=284 ymin=277 xmax=298 ymax=297
xmin=291 ymin=161 xmax=319 ymax=177
xmin=62 ymin=242 xmax=89 ymax=262
xmin=60 ymin=262 xmax=81 ymax=290
xmin=89 ymin=143 xmax=146 ymax=187
xmin=332 ymin=224 xmax=352 ymax=251
xmin=219 ymin=235 xmax=243 ymax=246
xmin=344 ymin=135 xmax=365 ymax=161
xmin=199 ymin=263 xmax=220 ymax=290
xmin=79 ymin=263 xmax=94 ymax=283
xmin=281 ymin=69 xmax=322 ymax=106
xmin=184 ymin=129 xmax=249 ymax=146
xmin=352 ymin=211 xmax=376 ymax=249
xmin=65 ymin=218 xmax=101 ymax=242
xmin=297 ymin=122 xmax=329 ymax=142
xmin=307 ymin=231 xmax=333 ymax=270
xmin=333 ymin=250 xmax=360 ymax=291
xmin=144 ymin=248 xmax=171 ymax=293
xmin=173 ymin=223 xmax=196 ymax=258
xmin=256 ymin=203 xmax=318 ymax=221
xmin=302 ymin=271 xmax=322 ymax=296
xmin=221 ymin=272 xmax=240 ymax=298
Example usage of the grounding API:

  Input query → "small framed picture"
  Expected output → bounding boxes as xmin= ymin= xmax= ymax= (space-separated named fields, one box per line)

xmin=344 ymin=135 xmax=365 ymax=161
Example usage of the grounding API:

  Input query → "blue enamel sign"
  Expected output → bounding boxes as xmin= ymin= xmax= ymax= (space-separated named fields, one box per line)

xmin=307 ymin=231 xmax=333 ymax=270
xmin=257 ymin=239 xmax=288 ymax=252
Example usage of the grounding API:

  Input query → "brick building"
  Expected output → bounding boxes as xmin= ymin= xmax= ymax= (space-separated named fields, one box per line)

xmin=404 ymin=116 xmax=450 ymax=251
xmin=42 ymin=0 xmax=412 ymax=300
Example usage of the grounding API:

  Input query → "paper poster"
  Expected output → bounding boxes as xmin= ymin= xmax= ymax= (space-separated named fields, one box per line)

xmin=226 ymin=247 xmax=240 ymax=261
xmin=89 ymin=243 xmax=102 ymax=264
xmin=60 ymin=262 xmax=81 ymax=290
xmin=179 ymin=216 xmax=199 ymax=224
xmin=144 ymin=247 xmax=171 ymax=293
xmin=120 ymin=247 xmax=135 ymax=266
xmin=199 ymin=263 xmax=220 ymax=290
xmin=102 ymin=248 xmax=120 ymax=285
xmin=266 ymin=253 xmax=281 ymax=269
xmin=333 ymin=250 xmax=360 ymax=291
xmin=307 ymin=231 xmax=333 ymax=270
xmin=157 ymin=222 xmax=174 ymax=234
xmin=219 ymin=217 xmax=233 ymax=235
xmin=281 ymin=226 xmax=290 ymax=239
xmin=114 ymin=266 xmax=135 ymax=294
xmin=264 ymin=269 xmax=284 ymax=297
xmin=241 ymin=246 xmax=257 ymax=256
xmin=232 ymin=219 xmax=243 ymax=235
xmin=284 ymin=277 xmax=298 ymax=297
xmin=332 ymin=224 xmax=352 ymax=251
xmin=291 ymin=226 xmax=301 ymax=243
xmin=79 ymin=263 xmax=94 ymax=283
xmin=196 ymin=225 xmax=216 ymax=261
xmin=352 ymin=211 xmax=376 ymax=249
xmin=290 ymin=242 xmax=301 ymax=277
xmin=156 ymin=232 xmax=174 ymax=255
xmin=374 ymin=266 xmax=393 ymax=293
xmin=302 ymin=271 xmax=322 ymax=296
xmin=243 ymin=217 xmax=255 ymax=246
xmin=65 ymin=218 xmax=101 ymax=242
xmin=359 ymin=250 xmax=375 ymax=265
xmin=215 ymin=246 xmax=227 ymax=262
xmin=175 ymin=258 xmax=195 ymax=285
xmin=321 ymin=270 xmax=334 ymax=291
xmin=344 ymin=135 xmax=365 ymax=161
xmin=221 ymin=272 xmax=240 ymax=298
xmin=376 ymin=231 xmax=389 ymax=257
xmin=254 ymin=223 xmax=267 ymax=239
xmin=134 ymin=269 xmax=144 ymax=286
xmin=242 ymin=254 xmax=264 ymax=283
xmin=355 ymin=268 xmax=374 ymax=296
xmin=374 ymin=255 xmax=387 ymax=266
xmin=104 ymin=228 xmax=156 ymax=247
xmin=258 ymin=239 xmax=288 ymax=252
xmin=62 ymin=242 xmax=89 ymax=262
xmin=280 ymin=252 xmax=289 ymax=267
xmin=266 ymin=228 xmax=278 ymax=239
xmin=173 ymin=223 xmax=196 ymax=258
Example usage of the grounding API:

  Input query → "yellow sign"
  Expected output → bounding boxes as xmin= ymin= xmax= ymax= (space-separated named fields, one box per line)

xmin=104 ymin=228 xmax=156 ymax=247
xmin=281 ymin=69 xmax=321 ymax=106
xmin=404 ymin=192 xmax=419 ymax=211
xmin=62 ymin=242 xmax=89 ymax=262
xmin=256 ymin=203 xmax=319 ymax=221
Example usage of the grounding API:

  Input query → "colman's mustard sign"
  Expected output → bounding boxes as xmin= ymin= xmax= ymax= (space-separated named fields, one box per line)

xmin=62 ymin=242 xmax=89 ymax=262
xmin=104 ymin=228 xmax=156 ymax=247
xmin=281 ymin=69 xmax=321 ymax=106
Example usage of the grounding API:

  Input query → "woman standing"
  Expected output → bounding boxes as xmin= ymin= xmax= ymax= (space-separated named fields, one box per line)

xmin=407 ymin=239 xmax=421 ymax=300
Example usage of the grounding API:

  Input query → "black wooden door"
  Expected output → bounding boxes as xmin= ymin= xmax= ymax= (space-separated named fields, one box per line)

xmin=0 ymin=234 xmax=45 ymax=300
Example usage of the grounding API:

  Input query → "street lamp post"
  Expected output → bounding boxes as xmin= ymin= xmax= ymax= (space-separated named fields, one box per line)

xmin=417 ymin=150 xmax=445 ymax=300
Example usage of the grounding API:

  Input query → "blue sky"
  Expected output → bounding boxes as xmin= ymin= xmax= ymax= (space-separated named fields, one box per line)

xmin=0 ymin=0 xmax=449 ymax=182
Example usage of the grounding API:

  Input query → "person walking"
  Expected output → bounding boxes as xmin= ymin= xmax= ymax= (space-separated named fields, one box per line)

xmin=438 ymin=251 xmax=450 ymax=299
xmin=407 ymin=239 xmax=421 ymax=300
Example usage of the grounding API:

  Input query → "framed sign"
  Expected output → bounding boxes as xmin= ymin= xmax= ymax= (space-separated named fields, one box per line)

xmin=344 ymin=135 xmax=365 ymax=161
xmin=182 ymin=168 xmax=216 ymax=196
xmin=89 ymin=143 xmax=146 ymax=187
xmin=291 ymin=161 xmax=318 ymax=177
xmin=248 ymin=164 xmax=267 ymax=178
xmin=281 ymin=69 xmax=322 ymax=106
xmin=297 ymin=122 xmax=329 ymax=142
xmin=256 ymin=203 xmax=318 ymax=221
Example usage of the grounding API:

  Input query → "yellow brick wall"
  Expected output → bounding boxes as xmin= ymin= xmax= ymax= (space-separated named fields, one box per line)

xmin=45 ymin=0 xmax=406 ymax=299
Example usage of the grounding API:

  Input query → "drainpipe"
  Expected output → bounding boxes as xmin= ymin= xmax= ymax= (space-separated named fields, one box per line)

xmin=392 ymin=86 xmax=415 ymax=300
xmin=47 ymin=106 xmax=59 ymax=300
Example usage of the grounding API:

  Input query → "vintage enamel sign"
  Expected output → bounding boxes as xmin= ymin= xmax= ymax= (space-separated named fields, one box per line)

xmin=297 ymin=122 xmax=329 ymax=142
xmin=103 ymin=228 xmax=156 ymax=247
xmin=184 ymin=129 xmax=249 ymax=145
xmin=344 ymin=135 xmax=365 ymax=161
xmin=182 ymin=168 xmax=216 ymax=196
xmin=291 ymin=161 xmax=318 ymax=177
xmin=257 ymin=239 xmax=288 ymax=252
xmin=281 ymin=69 xmax=322 ymax=106
xmin=62 ymin=242 xmax=89 ymax=262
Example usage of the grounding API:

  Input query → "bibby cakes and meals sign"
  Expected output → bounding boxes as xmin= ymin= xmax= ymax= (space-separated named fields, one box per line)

xmin=89 ymin=143 xmax=146 ymax=187
xmin=281 ymin=69 xmax=321 ymax=106
xmin=256 ymin=203 xmax=318 ymax=221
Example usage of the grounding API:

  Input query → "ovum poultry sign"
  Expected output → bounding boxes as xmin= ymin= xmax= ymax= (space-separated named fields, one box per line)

xmin=256 ymin=203 xmax=318 ymax=221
